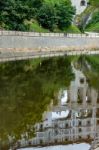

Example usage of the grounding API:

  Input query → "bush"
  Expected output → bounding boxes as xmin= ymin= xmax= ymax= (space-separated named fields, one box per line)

xmin=37 ymin=3 xmax=57 ymax=31
xmin=0 ymin=0 xmax=43 ymax=31
xmin=55 ymin=0 xmax=75 ymax=29
xmin=37 ymin=0 xmax=75 ymax=31
xmin=0 ymin=0 xmax=75 ymax=31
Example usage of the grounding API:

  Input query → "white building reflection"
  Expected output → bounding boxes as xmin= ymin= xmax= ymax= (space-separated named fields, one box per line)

xmin=18 ymin=68 xmax=99 ymax=149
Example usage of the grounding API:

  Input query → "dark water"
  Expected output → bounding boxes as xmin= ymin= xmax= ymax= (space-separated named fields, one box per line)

xmin=0 ymin=55 xmax=99 ymax=150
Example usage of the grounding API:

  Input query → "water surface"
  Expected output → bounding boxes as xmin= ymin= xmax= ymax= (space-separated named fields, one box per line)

xmin=0 ymin=55 xmax=99 ymax=150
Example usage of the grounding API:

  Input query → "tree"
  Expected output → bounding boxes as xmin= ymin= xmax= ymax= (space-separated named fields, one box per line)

xmin=0 ymin=0 xmax=44 ymax=30
xmin=55 ymin=0 xmax=75 ymax=29
xmin=0 ymin=0 xmax=75 ymax=31
xmin=37 ymin=3 xmax=57 ymax=31
xmin=27 ymin=0 xmax=43 ymax=8
xmin=37 ymin=0 xmax=75 ymax=31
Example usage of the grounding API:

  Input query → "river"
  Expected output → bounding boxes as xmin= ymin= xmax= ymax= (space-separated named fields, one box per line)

xmin=0 ymin=55 xmax=99 ymax=150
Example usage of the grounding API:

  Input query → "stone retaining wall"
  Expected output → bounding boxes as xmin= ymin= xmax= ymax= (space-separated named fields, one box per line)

xmin=0 ymin=31 xmax=99 ymax=52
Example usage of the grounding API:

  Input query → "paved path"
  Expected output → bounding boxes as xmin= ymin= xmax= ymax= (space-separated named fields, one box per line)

xmin=0 ymin=31 xmax=99 ymax=62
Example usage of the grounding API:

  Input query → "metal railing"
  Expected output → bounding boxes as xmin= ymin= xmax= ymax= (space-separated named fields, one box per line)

xmin=0 ymin=30 xmax=99 ymax=38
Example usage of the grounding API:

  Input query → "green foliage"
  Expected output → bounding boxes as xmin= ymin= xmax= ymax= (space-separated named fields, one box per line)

xmin=85 ymin=0 xmax=99 ymax=32
xmin=0 ymin=0 xmax=43 ymax=30
xmin=86 ymin=22 xmax=99 ymax=32
xmin=0 ymin=57 xmax=74 ymax=144
xmin=0 ymin=0 xmax=75 ymax=31
xmin=90 ymin=0 xmax=99 ymax=7
xmin=92 ymin=11 xmax=99 ymax=23
xmin=37 ymin=3 xmax=57 ymax=31
xmin=37 ymin=0 xmax=75 ymax=31
xmin=85 ymin=55 xmax=99 ymax=89
xmin=63 ymin=25 xmax=81 ymax=33
xmin=87 ymin=11 xmax=99 ymax=25
xmin=86 ymin=11 xmax=99 ymax=32
xmin=25 ymin=20 xmax=49 ymax=32
xmin=55 ymin=0 xmax=75 ymax=29
xmin=85 ymin=55 xmax=99 ymax=72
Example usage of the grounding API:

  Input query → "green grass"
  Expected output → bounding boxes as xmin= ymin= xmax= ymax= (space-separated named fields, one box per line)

xmin=25 ymin=20 xmax=49 ymax=32
xmin=30 ymin=23 xmax=49 ymax=33
xmin=86 ymin=22 xmax=99 ymax=32
xmin=63 ymin=25 xmax=81 ymax=33
xmin=52 ymin=25 xmax=81 ymax=33
xmin=28 ymin=20 xmax=81 ymax=33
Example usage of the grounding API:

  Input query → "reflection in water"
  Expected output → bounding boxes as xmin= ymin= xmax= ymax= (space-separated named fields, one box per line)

xmin=18 ymin=143 xmax=90 ymax=150
xmin=17 ymin=64 xmax=99 ymax=149
xmin=0 ymin=56 xmax=74 ymax=149
xmin=0 ymin=55 xmax=99 ymax=150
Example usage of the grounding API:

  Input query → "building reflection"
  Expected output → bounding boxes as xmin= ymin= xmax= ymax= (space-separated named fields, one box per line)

xmin=18 ymin=68 xmax=99 ymax=149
